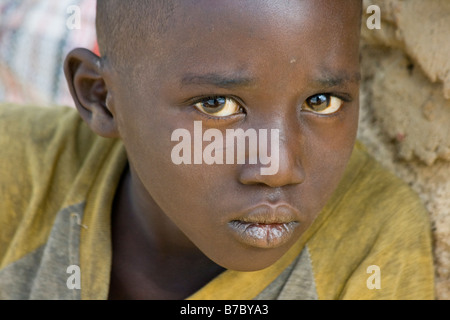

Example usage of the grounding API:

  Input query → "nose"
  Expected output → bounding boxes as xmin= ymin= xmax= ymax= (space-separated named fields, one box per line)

xmin=238 ymin=130 xmax=305 ymax=188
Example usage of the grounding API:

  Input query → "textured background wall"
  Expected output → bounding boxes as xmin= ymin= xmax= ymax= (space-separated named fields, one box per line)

xmin=359 ymin=0 xmax=450 ymax=299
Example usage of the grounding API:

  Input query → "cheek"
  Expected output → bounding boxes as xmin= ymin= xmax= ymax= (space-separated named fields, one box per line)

xmin=118 ymin=108 xmax=228 ymax=222
xmin=301 ymin=105 xmax=359 ymax=207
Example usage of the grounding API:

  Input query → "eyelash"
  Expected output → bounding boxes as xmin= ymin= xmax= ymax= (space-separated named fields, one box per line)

xmin=190 ymin=95 xmax=244 ymax=106
xmin=190 ymin=95 xmax=246 ymax=119
xmin=187 ymin=92 xmax=353 ymax=119
xmin=303 ymin=92 xmax=353 ymax=116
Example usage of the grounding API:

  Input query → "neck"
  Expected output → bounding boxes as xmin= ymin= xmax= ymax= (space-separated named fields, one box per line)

xmin=109 ymin=164 xmax=224 ymax=299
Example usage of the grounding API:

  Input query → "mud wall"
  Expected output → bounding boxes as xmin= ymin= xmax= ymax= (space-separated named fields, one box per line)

xmin=359 ymin=0 xmax=450 ymax=299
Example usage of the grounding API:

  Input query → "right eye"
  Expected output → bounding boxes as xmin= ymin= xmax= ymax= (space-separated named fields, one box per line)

xmin=194 ymin=97 xmax=244 ymax=117
xmin=302 ymin=94 xmax=344 ymax=115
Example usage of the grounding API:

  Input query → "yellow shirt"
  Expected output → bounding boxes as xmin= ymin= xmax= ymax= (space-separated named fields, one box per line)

xmin=0 ymin=104 xmax=435 ymax=300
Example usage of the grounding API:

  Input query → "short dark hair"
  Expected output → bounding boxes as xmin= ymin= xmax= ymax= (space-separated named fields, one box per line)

xmin=96 ymin=0 xmax=175 ymax=70
xmin=96 ymin=0 xmax=363 ymax=72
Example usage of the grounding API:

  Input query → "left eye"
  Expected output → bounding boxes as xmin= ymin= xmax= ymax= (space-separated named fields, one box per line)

xmin=194 ymin=97 xmax=243 ymax=117
xmin=302 ymin=94 xmax=344 ymax=115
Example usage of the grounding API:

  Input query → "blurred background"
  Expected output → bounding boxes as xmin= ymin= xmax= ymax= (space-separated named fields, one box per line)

xmin=0 ymin=0 xmax=449 ymax=299
xmin=0 ymin=0 xmax=96 ymax=107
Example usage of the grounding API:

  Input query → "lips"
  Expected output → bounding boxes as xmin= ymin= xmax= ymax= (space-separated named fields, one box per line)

xmin=227 ymin=204 xmax=301 ymax=249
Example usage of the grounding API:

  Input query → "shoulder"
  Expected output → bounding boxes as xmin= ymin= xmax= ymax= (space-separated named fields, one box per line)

xmin=328 ymin=141 xmax=431 ymax=249
xmin=0 ymin=103 xmax=96 ymax=180
xmin=347 ymin=142 xmax=428 ymax=227
xmin=0 ymin=103 xmax=92 ymax=158
xmin=307 ymin=141 xmax=434 ymax=299
xmin=0 ymin=103 xmax=89 ymax=142
xmin=0 ymin=104 xmax=99 ymax=266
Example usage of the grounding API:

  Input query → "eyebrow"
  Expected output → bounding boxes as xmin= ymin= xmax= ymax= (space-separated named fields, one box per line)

xmin=313 ymin=71 xmax=361 ymax=88
xmin=180 ymin=72 xmax=256 ymax=90
xmin=179 ymin=70 xmax=361 ymax=90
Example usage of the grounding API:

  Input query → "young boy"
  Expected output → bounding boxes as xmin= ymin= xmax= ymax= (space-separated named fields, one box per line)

xmin=0 ymin=0 xmax=434 ymax=300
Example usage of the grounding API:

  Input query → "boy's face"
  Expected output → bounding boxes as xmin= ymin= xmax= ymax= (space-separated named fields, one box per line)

xmin=102 ymin=0 xmax=361 ymax=271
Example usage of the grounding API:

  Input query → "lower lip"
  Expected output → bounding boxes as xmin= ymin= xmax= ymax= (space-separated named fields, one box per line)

xmin=228 ymin=221 xmax=299 ymax=249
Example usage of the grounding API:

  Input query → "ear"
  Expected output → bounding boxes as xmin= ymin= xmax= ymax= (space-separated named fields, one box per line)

xmin=64 ymin=48 xmax=119 ymax=138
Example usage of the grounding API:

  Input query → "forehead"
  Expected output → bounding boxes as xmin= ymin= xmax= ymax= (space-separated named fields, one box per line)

xmin=118 ymin=0 xmax=361 ymax=88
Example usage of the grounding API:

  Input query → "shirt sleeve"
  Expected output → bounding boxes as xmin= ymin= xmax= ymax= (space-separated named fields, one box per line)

xmin=339 ymin=187 xmax=435 ymax=300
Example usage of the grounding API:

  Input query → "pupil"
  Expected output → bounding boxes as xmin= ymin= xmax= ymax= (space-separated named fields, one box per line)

xmin=206 ymin=97 xmax=225 ymax=108
xmin=311 ymin=95 xmax=327 ymax=105
xmin=309 ymin=94 xmax=330 ymax=111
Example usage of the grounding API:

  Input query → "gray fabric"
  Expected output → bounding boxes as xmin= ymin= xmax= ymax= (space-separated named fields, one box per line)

xmin=0 ymin=245 xmax=45 ymax=299
xmin=0 ymin=202 xmax=85 ymax=300
xmin=255 ymin=246 xmax=318 ymax=300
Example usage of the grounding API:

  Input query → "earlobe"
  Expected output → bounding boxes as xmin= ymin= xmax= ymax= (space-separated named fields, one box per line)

xmin=64 ymin=48 xmax=119 ymax=138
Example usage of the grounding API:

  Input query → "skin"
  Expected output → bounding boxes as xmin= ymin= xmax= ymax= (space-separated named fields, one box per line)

xmin=65 ymin=0 xmax=362 ymax=299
